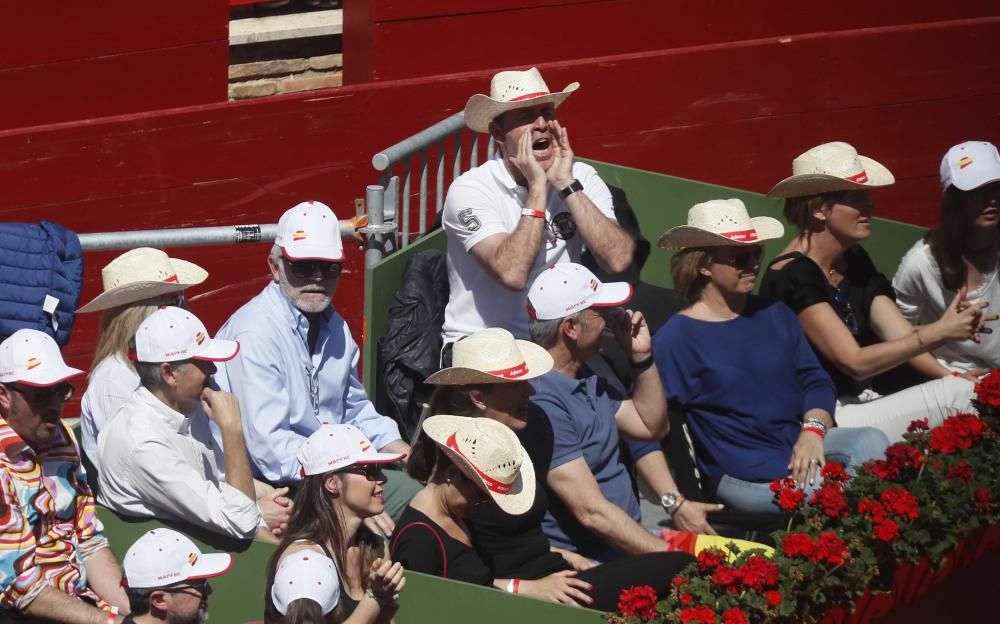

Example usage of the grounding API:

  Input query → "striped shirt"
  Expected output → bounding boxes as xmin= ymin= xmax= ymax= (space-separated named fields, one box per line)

xmin=0 ymin=416 xmax=109 ymax=610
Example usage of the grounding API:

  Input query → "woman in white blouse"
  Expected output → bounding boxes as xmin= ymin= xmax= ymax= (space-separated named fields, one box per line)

xmin=893 ymin=141 xmax=1000 ymax=372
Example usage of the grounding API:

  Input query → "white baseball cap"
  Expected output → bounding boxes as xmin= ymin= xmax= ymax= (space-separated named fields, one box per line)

xmin=132 ymin=306 xmax=239 ymax=363
xmin=526 ymin=263 xmax=633 ymax=321
xmin=271 ymin=550 xmax=340 ymax=615
xmin=0 ymin=329 xmax=83 ymax=386
xmin=940 ymin=141 xmax=1000 ymax=192
xmin=297 ymin=424 xmax=406 ymax=478
xmin=122 ymin=528 xmax=233 ymax=589
xmin=275 ymin=201 xmax=345 ymax=262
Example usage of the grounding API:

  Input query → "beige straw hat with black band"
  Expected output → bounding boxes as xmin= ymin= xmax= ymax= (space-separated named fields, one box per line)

xmin=464 ymin=67 xmax=579 ymax=134
xmin=77 ymin=247 xmax=208 ymax=313
xmin=425 ymin=328 xmax=553 ymax=386
xmin=422 ymin=415 xmax=536 ymax=515
xmin=767 ymin=141 xmax=895 ymax=198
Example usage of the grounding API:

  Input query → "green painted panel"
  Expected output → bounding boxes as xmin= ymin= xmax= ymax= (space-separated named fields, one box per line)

xmin=97 ymin=508 xmax=601 ymax=623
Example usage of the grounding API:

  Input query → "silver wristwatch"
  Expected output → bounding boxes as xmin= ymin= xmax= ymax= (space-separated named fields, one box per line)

xmin=660 ymin=492 xmax=682 ymax=512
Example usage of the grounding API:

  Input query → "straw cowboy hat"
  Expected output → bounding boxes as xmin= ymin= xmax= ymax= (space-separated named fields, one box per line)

xmin=77 ymin=247 xmax=208 ymax=313
xmin=424 ymin=328 xmax=553 ymax=386
xmin=422 ymin=415 xmax=536 ymax=515
xmin=464 ymin=67 xmax=579 ymax=134
xmin=767 ymin=141 xmax=895 ymax=198
xmin=657 ymin=199 xmax=785 ymax=251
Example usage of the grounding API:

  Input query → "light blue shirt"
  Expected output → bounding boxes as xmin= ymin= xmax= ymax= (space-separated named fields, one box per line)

xmin=214 ymin=281 xmax=401 ymax=483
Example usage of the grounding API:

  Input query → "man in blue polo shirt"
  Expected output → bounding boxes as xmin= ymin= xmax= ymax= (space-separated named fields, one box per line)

xmin=525 ymin=263 xmax=672 ymax=562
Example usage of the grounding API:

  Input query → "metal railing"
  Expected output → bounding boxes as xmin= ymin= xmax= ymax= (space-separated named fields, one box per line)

xmin=77 ymin=216 xmax=388 ymax=268
xmin=369 ymin=111 xmax=494 ymax=249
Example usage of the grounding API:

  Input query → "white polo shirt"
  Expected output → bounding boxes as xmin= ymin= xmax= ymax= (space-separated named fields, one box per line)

xmin=441 ymin=157 xmax=616 ymax=344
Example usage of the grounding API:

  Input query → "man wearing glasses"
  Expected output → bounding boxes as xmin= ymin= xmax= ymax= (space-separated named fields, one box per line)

xmin=97 ymin=307 xmax=266 ymax=541
xmin=120 ymin=528 xmax=231 ymax=624
xmin=214 ymin=201 xmax=413 ymax=530
xmin=0 ymin=329 xmax=131 ymax=623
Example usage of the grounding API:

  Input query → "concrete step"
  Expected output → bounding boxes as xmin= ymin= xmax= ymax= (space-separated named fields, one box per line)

xmin=229 ymin=8 xmax=342 ymax=46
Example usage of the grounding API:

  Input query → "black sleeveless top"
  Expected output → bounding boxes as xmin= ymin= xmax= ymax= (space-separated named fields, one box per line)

xmin=760 ymin=246 xmax=895 ymax=397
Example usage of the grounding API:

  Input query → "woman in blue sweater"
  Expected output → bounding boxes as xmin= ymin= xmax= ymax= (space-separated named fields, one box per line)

xmin=651 ymin=199 xmax=888 ymax=514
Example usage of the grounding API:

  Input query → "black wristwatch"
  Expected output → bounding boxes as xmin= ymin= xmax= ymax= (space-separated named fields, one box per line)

xmin=559 ymin=179 xmax=583 ymax=199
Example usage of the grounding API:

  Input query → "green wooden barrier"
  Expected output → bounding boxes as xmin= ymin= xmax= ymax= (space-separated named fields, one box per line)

xmin=96 ymin=507 xmax=603 ymax=623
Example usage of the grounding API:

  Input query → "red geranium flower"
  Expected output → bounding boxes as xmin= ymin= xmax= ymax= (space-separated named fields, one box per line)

xmin=907 ymin=418 xmax=930 ymax=433
xmin=781 ymin=533 xmax=816 ymax=559
xmin=672 ymin=575 xmax=688 ymax=588
xmin=946 ymin=461 xmax=973 ymax=483
xmin=880 ymin=487 xmax=919 ymax=521
xmin=974 ymin=369 xmax=1000 ymax=408
xmin=975 ymin=488 xmax=992 ymax=513
xmin=679 ymin=605 xmax=717 ymax=624
xmin=736 ymin=555 xmax=779 ymax=591
xmin=711 ymin=565 xmax=741 ymax=593
xmin=815 ymin=532 xmax=848 ymax=565
xmin=929 ymin=413 xmax=987 ymax=454
xmin=820 ymin=461 xmax=850 ymax=483
xmin=764 ymin=590 xmax=783 ymax=607
xmin=722 ymin=607 xmax=748 ymax=624
xmin=858 ymin=497 xmax=887 ymax=523
xmin=810 ymin=481 xmax=850 ymax=518
xmin=680 ymin=593 xmax=693 ymax=606
xmin=618 ymin=585 xmax=658 ymax=620
xmin=696 ymin=548 xmax=725 ymax=572
xmin=771 ymin=477 xmax=806 ymax=511
xmin=874 ymin=519 xmax=899 ymax=542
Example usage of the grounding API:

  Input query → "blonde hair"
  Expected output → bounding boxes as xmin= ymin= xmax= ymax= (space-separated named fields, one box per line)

xmin=90 ymin=303 xmax=160 ymax=374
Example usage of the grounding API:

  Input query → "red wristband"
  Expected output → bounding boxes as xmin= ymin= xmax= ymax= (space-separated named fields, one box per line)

xmin=950 ymin=371 xmax=962 ymax=377
xmin=802 ymin=427 xmax=826 ymax=439
xmin=520 ymin=208 xmax=545 ymax=219
xmin=513 ymin=578 xmax=521 ymax=594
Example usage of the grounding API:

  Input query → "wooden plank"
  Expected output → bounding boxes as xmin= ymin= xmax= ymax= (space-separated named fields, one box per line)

xmin=229 ymin=9 xmax=343 ymax=45
xmin=0 ymin=1 xmax=227 ymax=70
xmin=0 ymin=42 xmax=228 ymax=131
xmin=353 ymin=0 xmax=999 ymax=82
xmin=4 ymin=17 xmax=995 ymax=207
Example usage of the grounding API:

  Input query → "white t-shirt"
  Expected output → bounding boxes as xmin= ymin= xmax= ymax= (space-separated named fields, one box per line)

xmin=892 ymin=238 xmax=1000 ymax=371
xmin=441 ymin=157 xmax=616 ymax=343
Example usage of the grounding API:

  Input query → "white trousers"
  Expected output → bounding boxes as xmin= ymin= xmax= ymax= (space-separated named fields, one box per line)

xmin=836 ymin=376 xmax=976 ymax=443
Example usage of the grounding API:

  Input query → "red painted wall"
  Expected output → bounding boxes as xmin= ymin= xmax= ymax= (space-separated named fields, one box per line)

xmin=0 ymin=2 xmax=229 ymax=131
xmin=343 ymin=0 xmax=999 ymax=84
xmin=2 ymin=6 xmax=998 ymax=415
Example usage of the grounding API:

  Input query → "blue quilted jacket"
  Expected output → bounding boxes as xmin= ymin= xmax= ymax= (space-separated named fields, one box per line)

xmin=0 ymin=221 xmax=83 ymax=346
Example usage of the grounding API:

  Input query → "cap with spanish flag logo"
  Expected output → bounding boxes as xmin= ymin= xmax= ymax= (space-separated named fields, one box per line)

xmin=132 ymin=306 xmax=239 ymax=364
xmin=275 ymin=201 xmax=345 ymax=262
xmin=940 ymin=141 xmax=1000 ymax=192
xmin=122 ymin=528 xmax=232 ymax=589
xmin=297 ymin=423 xmax=406 ymax=477
xmin=0 ymin=329 xmax=83 ymax=386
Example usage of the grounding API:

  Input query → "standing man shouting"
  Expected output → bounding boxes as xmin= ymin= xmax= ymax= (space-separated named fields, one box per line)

xmin=441 ymin=67 xmax=634 ymax=359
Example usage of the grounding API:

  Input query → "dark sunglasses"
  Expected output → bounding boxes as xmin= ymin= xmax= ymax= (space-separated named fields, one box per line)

xmin=163 ymin=579 xmax=211 ymax=596
xmin=339 ymin=464 xmax=386 ymax=481
xmin=713 ymin=246 xmax=764 ymax=270
xmin=285 ymin=258 xmax=343 ymax=280
xmin=6 ymin=382 xmax=75 ymax=404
